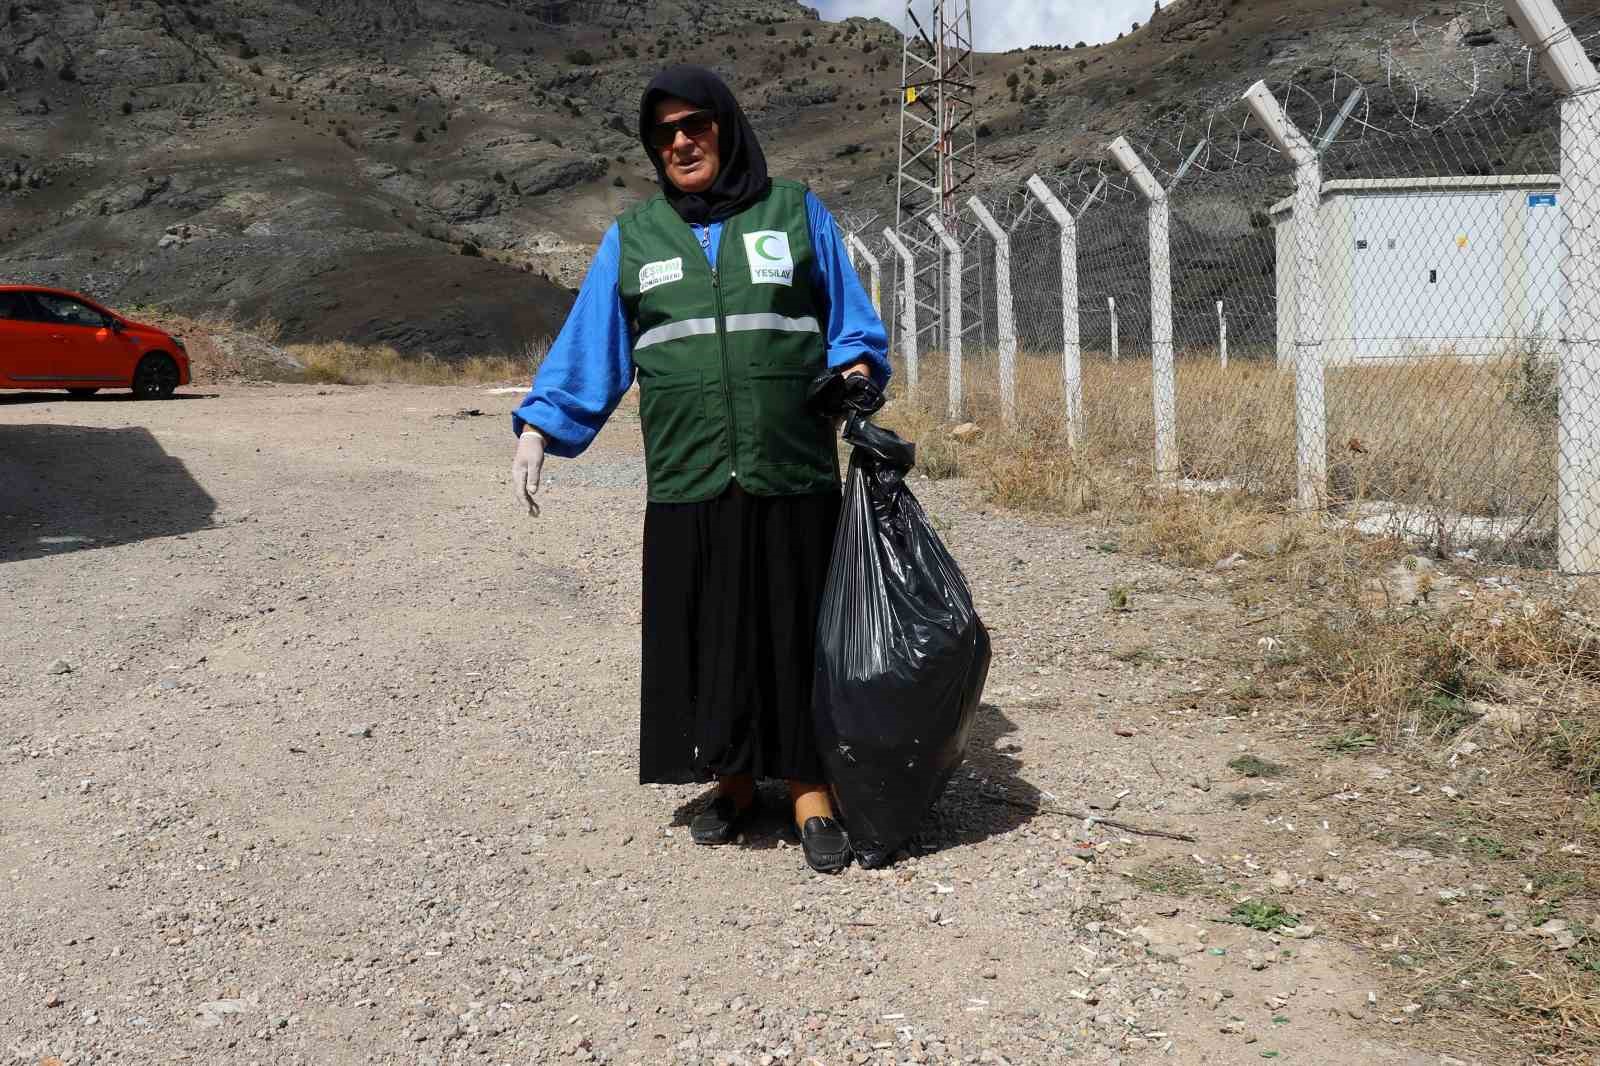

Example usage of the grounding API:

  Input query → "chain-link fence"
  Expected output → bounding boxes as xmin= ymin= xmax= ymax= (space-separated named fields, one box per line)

xmin=849 ymin=0 xmax=1600 ymax=573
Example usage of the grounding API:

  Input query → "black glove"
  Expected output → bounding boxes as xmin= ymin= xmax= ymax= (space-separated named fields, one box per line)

xmin=806 ymin=367 xmax=886 ymax=420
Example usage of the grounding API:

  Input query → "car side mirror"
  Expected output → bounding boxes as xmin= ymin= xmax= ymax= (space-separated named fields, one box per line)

xmin=107 ymin=318 xmax=124 ymax=333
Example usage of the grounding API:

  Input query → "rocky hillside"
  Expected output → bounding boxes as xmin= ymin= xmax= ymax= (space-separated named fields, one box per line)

xmin=1 ymin=0 xmax=866 ymax=357
xmin=2 ymin=0 xmax=1595 ymax=359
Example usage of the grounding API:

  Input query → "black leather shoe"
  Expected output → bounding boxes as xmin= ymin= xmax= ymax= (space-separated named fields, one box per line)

xmin=689 ymin=794 xmax=755 ymax=845
xmin=797 ymin=816 xmax=852 ymax=873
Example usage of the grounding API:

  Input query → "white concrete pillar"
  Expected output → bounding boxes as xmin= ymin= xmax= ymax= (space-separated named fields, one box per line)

xmin=1244 ymin=82 xmax=1328 ymax=511
xmin=1109 ymin=296 xmax=1119 ymax=363
xmin=882 ymin=228 xmax=919 ymax=396
xmin=849 ymin=234 xmax=883 ymax=319
xmin=968 ymin=197 xmax=1015 ymax=426
xmin=1218 ymin=300 xmax=1228 ymax=369
xmin=1026 ymin=174 xmax=1083 ymax=448
xmin=1558 ymin=90 xmax=1600 ymax=573
xmin=926 ymin=214 xmax=964 ymax=420
xmin=1506 ymin=0 xmax=1600 ymax=572
xmin=1110 ymin=136 xmax=1178 ymax=485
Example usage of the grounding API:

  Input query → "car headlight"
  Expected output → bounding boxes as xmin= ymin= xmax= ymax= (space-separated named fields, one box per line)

xmin=173 ymin=336 xmax=187 ymax=352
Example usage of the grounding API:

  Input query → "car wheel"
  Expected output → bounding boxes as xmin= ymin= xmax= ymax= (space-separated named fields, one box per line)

xmin=67 ymin=387 xmax=100 ymax=398
xmin=132 ymin=353 xmax=179 ymax=400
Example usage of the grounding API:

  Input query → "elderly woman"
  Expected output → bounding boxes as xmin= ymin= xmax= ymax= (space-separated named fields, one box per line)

xmin=509 ymin=66 xmax=890 ymax=873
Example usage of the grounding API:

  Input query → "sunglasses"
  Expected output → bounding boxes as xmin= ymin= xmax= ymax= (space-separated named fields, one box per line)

xmin=648 ymin=109 xmax=716 ymax=150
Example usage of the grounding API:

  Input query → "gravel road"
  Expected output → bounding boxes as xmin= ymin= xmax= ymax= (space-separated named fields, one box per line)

xmin=2 ymin=384 xmax=1439 ymax=1065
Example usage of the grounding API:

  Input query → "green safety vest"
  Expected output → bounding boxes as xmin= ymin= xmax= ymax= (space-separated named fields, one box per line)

xmin=618 ymin=178 xmax=838 ymax=503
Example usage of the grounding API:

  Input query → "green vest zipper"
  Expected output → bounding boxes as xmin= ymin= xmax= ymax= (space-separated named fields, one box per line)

xmin=700 ymin=222 xmax=740 ymax=481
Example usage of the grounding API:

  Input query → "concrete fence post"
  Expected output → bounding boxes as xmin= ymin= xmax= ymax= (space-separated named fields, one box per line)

xmin=1507 ymin=0 xmax=1600 ymax=573
xmin=1244 ymin=81 xmax=1328 ymax=511
xmin=1109 ymin=296 xmax=1119 ymax=363
xmin=1026 ymin=174 xmax=1083 ymax=448
xmin=1110 ymin=136 xmax=1179 ymax=485
xmin=1218 ymin=300 xmax=1228 ymax=368
xmin=882 ymin=228 xmax=919 ymax=396
xmin=845 ymin=232 xmax=859 ymax=271
xmin=1558 ymin=90 xmax=1600 ymax=572
xmin=926 ymin=214 xmax=964 ymax=420
xmin=849 ymin=234 xmax=883 ymax=319
xmin=968 ymin=197 xmax=1016 ymax=425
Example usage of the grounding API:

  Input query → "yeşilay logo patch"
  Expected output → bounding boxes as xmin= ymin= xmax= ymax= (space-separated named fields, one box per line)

xmin=639 ymin=257 xmax=683 ymax=293
xmin=743 ymin=231 xmax=794 ymax=286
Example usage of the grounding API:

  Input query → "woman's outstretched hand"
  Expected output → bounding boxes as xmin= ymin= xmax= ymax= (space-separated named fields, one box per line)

xmin=512 ymin=429 xmax=546 ymax=517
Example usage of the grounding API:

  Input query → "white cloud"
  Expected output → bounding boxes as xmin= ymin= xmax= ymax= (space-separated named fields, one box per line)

xmin=811 ymin=0 xmax=1157 ymax=52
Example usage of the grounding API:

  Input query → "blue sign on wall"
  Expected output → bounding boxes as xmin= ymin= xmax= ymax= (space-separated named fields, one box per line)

xmin=1529 ymin=193 xmax=1558 ymax=207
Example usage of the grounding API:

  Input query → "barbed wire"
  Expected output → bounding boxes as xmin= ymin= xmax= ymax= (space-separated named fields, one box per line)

xmin=853 ymin=1 xmax=1600 ymax=568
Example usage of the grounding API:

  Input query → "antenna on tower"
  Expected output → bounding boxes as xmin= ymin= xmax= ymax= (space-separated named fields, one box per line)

xmin=895 ymin=0 xmax=982 ymax=360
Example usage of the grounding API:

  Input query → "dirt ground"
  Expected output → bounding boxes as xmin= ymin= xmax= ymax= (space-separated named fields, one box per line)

xmin=0 ymin=382 xmax=1526 ymax=1065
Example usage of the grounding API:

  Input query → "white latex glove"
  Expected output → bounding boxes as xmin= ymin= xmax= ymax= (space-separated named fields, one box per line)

xmin=511 ymin=428 xmax=546 ymax=517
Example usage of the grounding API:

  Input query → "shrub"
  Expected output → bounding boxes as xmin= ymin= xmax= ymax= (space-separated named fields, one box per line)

xmin=121 ymin=99 xmax=133 ymax=115
xmin=414 ymin=128 xmax=427 ymax=142
xmin=566 ymin=48 xmax=594 ymax=65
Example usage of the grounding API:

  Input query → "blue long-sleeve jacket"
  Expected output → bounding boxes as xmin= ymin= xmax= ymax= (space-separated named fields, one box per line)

xmin=511 ymin=190 xmax=891 ymax=457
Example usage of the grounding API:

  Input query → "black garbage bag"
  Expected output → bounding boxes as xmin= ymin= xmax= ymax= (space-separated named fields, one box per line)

xmin=808 ymin=371 xmax=992 ymax=868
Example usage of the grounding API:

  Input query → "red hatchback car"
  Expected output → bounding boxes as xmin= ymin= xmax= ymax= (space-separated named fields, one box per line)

xmin=0 ymin=285 xmax=190 ymax=399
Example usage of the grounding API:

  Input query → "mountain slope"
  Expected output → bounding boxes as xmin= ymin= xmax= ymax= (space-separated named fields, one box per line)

xmin=4 ymin=0 xmax=1596 ymax=358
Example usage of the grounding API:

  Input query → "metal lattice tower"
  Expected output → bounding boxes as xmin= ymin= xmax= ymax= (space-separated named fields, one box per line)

xmin=895 ymin=0 xmax=983 ymax=358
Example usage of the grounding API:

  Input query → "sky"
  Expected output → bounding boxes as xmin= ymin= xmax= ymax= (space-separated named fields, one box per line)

xmin=810 ymin=0 xmax=1159 ymax=53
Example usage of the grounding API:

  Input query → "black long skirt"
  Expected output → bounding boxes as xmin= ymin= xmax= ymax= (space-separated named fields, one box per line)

xmin=638 ymin=482 xmax=841 ymax=785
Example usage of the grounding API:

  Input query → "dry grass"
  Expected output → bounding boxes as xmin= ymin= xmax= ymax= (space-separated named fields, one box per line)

xmin=888 ymin=347 xmax=1556 ymax=537
xmin=288 ymin=338 xmax=545 ymax=386
xmin=122 ymin=304 xmax=549 ymax=387
xmin=884 ymin=346 xmax=1600 ymax=1057
xmin=879 ymin=351 xmax=1319 ymax=566
xmin=881 ymin=345 xmax=1597 ymax=772
xmin=119 ymin=307 xmax=265 ymax=384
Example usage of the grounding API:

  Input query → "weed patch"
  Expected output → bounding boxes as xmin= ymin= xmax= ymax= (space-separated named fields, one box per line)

xmin=1123 ymin=860 xmax=1209 ymax=897
xmin=1225 ymin=899 xmax=1298 ymax=932
xmin=1227 ymin=754 xmax=1287 ymax=779
xmin=1323 ymin=730 xmax=1377 ymax=754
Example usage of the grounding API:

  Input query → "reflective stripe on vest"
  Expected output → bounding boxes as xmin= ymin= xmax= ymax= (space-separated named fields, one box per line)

xmin=726 ymin=313 xmax=821 ymax=337
xmin=633 ymin=313 xmax=821 ymax=353
xmin=634 ymin=317 xmax=717 ymax=352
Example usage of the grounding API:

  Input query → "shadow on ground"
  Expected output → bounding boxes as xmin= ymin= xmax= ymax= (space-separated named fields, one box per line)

xmin=666 ymin=703 xmax=1039 ymax=866
xmin=915 ymin=702 xmax=1042 ymax=855
xmin=0 ymin=423 xmax=217 ymax=563
xmin=0 ymin=391 xmax=215 ymax=407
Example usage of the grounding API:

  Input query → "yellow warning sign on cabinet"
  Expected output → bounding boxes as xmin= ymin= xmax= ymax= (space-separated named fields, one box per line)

xmin=906 ymin=86 xmax=918 ymax=104
xmin=1456 ymin=234 xmax=1469 ymax=249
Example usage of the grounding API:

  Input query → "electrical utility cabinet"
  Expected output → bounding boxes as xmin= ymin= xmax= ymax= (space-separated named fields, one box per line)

xmin=1270 ymin=176 xmax=1564 ymax=364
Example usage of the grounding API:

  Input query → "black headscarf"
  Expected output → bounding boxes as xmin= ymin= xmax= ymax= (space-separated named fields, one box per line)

xmin=639 ymin=65 xmax=770 ymax=225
